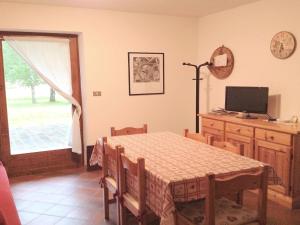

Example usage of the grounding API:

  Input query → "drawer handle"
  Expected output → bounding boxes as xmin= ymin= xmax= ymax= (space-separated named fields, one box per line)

xmin=210 ymin=123 xmax=214 ymax=127
xmin=236 ymin=128 xmax=241 ymax=133
xmin=268 ymin=136 xmax=274 ymax=140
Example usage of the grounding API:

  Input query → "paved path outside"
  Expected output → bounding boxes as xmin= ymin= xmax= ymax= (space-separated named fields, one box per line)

xmin=9 ymin=122 xmax=71 ymax=155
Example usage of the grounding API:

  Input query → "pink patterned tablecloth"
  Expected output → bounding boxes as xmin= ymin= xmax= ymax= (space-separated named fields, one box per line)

xmin=90 ymin=132 xmax=265 ymax=225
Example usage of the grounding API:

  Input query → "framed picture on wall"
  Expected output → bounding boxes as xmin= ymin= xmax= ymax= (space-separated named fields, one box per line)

xmin=128 ymin=52 xmax=164 ymax=95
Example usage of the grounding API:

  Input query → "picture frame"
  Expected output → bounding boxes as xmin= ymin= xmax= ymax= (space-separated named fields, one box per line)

xmin=128 ymin=52 xmax=164 ymax=95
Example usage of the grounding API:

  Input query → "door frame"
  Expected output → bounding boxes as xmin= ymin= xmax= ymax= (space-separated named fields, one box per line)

xmin=0 ymin=31 xmax=83 ymax=176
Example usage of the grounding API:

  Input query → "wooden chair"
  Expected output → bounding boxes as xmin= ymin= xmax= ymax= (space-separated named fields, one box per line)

xmin=210 ymin=139 xmax=245 ymax=204
xmin=211 ymin=140 xmax=244 ymax=156
xmin=176 ymin=165 xmax=269 ymax=225
xmin=102 ymin=138 xmax=124 ymax=224
xmin=184 ymin=129 xmax=213 ymax=144
xmin=111 ymin=124 xmax=148 ymax=136
xmin=119 ymin=154 xmax=157 ymax=225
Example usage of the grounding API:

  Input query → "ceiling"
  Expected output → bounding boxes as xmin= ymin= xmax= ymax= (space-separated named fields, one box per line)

xmin=1 ymin=0 xmax=261 ymax=17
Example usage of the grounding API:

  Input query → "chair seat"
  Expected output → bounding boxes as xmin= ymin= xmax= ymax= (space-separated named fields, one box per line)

xmin=123 ymin=193 xmax=139 ymax=210
xmin=176 ymin=197 xmax=257 ymax=225
xmin=105 ymin=177 xmax=117 ymax=193
xmin=123 ymin=193 xmax=159 ymax=224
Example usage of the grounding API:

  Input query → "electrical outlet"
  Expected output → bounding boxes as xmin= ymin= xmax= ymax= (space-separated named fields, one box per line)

xmin=93 ymin=91 xmax=101 ymax=96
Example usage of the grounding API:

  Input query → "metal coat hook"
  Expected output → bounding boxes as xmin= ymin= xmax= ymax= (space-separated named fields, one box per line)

xmin=183 ymin=61 xmax=212 ymax=133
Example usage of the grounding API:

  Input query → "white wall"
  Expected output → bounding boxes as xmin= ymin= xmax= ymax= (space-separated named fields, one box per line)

xmin=3 ymin=0 xmax=298 ymax=159
xmin=197 ymin=0 xmax=300 ymax=120
xmin=0 ymin=3 xmax=198 ymax=151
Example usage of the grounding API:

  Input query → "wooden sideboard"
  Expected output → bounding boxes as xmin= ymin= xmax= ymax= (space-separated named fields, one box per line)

xmin=200 ymin=113 xmax=300 ymax=209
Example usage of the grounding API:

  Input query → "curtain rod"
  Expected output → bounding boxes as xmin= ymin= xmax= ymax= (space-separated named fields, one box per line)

xmin=0 ymin=32 xmax=77 ymax=38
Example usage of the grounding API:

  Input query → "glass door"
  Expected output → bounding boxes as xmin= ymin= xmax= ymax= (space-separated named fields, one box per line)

xmin=3 ymin=41 xmax=72 ymax=154
xmin=0 ymin=34 xmax=82 ymax=176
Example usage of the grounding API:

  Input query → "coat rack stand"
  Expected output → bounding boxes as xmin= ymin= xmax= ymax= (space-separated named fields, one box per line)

xmin=183 ymin=61 xmax=212 ymax=133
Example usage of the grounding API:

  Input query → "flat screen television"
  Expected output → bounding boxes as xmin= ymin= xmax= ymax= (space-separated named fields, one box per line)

xmin=225 ymin=86 xmax=269 ymax=117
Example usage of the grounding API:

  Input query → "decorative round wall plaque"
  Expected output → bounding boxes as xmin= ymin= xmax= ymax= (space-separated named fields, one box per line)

xmin=270 ymin=31 xmax=296 ymax=59
xmin=208 ymin=45 xmax=234 ymax=79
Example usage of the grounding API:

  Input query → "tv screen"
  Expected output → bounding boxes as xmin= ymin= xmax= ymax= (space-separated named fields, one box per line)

xmin=225 ymin=86 xmax=269 ymax=114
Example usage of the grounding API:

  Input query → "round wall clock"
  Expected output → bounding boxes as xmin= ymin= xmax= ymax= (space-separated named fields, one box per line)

xmin=270 ymin=31 xmax=296 ymax=59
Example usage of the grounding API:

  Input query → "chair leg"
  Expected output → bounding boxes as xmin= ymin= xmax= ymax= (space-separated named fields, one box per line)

xmin=258 ymin=189 xmax=267 ymax=225
xmin=119 ymin=204 xmax=127 ymax=225
xmin=138 ymin=218 xmax=146 ymax=225
xmin=104 ymin=186 xmax=109 ymax=220
xmin=116 ymin=196 xmax=121 ymax=225
xmin=173 ymin=211 xmax=178 ymax=225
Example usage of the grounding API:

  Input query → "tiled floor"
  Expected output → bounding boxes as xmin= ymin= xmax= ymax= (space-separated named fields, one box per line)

xmin=10 ymin=168 xmax=111 ymax=225
xmin=9 ymin=168 xmax=300 ymax=225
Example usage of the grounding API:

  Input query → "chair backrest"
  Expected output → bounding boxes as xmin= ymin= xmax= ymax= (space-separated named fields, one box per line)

xmin=211 ymin=140 xmax=244 ymax=156
xmin=119 ymin=154 xmax=146 ymax=213
xmin=205 ymin=165 xmax=269 ymax=225
xmin=184 ymin=129 xmax=213 ymax=144
xmin=111 ymin=124 xmax=147 ymax=136
xmin=102 ymin=139 xmax=124 ymax=181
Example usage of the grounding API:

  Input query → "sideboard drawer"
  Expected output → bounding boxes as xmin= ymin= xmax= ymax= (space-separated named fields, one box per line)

xmin=202 ymin=118 xmax=224 ymax=130
xmin=226 ymin=123 xmax=254 ymax=137
xmin=255 ymin=128 xmax=292 ymax=146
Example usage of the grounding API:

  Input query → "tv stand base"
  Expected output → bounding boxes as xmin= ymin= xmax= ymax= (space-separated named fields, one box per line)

xmin=236 ymin=112 xmax=257 ymax=119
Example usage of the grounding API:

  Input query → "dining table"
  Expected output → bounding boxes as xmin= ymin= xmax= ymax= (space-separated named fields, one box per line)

xmin=90 ymin=131 xmax=276 ymax=225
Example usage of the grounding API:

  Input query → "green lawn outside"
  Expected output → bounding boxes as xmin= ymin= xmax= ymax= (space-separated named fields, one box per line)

xmin=7 ymin=97 xmax=72 ymax=126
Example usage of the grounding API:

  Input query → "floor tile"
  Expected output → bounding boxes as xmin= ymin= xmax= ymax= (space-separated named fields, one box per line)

xmin=26 ymin=214 xmax=62 ymax=225
xmin=44 ymin=204 xmax=74 ymax=217
xmin=21 ymin=201 xmax=56 ymax=214
xmin=15 ymin=192 xmax=46 ymax=201
xmin=18 ymin=211 xmax=40 ymax=225
xmin=55 ymin=218 xmax=92 ymax=225
xmin=14 ymin=199 xmax=35 ymax=211
xmin=59 ymin=196 xmax=84 ymax=206
xmin=35 ymin=193 xmax=65 ymax=204
xmin=55 ymin=218 xmax=89 ymax=225
xmin=65 ymin=206 xmax=97 ymax=220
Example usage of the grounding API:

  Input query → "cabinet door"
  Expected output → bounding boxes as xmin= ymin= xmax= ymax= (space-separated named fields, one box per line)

xmin=202 ymin=127 xmax=224 ymax=142
xmin=255 ymin=140 xmax=291 ymax=195
xmin=225 ymin=133 xmax=254 ymax=158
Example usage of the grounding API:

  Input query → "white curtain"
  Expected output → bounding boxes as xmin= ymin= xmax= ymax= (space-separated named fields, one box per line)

xmin=4 ymin=36 xmax=82 ymax=154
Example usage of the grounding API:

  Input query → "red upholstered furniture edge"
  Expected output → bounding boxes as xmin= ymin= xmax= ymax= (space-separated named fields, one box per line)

xmin=0 ymin=211 xmax=5 ymax=225
xmin=0 ymin=162 xmax=21 ymax=225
